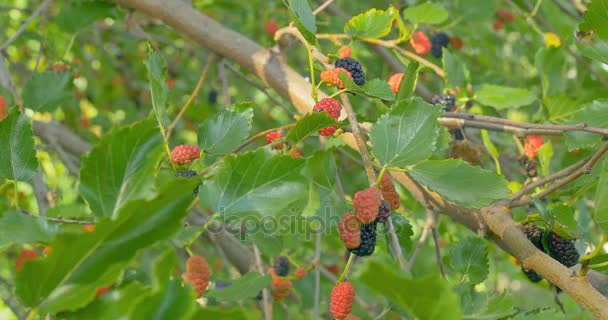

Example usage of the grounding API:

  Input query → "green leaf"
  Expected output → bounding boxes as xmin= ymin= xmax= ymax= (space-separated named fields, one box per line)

xmin=190 ymin=307 xmax=251 ymax=320
xmin=359 ymin=261 xmax=462 ymax=320
xmin=0 ymin=86 xmax=14 ymax=106
xmin=475 ymin=85 xmax=536 ymax=110
xmin=286 ymin=0 xmax=317 ymax=44
xmin=302 ymin=150 xmax=345 ymax=217
xmin=345 ymin=8 xmax=396 ymax=39
xmin=287 ymin=112 xmax=337 ymax=144
xmin=578 ymin=39 xmax=608 ymax=66
xmin=444 ymin=237 xmax=489 ymax=285
xmin=370 ymin=98 xmax=442 ymax=167
xmin=0 ymin=109 xmax=38 ymax=181
xmin=199 ymin=149 xmax=307 ymax=217
xmin=22 ymin=71 xmax=72 ymax=112
xmin=199 ymin=108 xmax=254 ymax=154
xmin=565 ymin=99 xmax=608 ymax=150
xmin=540 ymin=203 xmax=580 ymax=239
xmin=206 ymin=273 xmax=272 ymax=302
xmin=543 ymin=95 xmax=583 ymax=122
xmin=16 ymin=180 xmax=196 ymax=314
xmin=578 ymin=0 xmax=608 ymax=40
xmin=130 ymin=279 xmax=194 ymax=320
xmin=396 ymin=61 xmax=419 ymax=101
xmin=443 ymin=50 xmax=468 ymax=91
xmin=481 ymin=130 xmax=501 ymax=174
xmin=409 ymin=159 xmax=510 ymax=208
xmin=535 ymin=48 xmax=566 ymax=97
xmin=339 ymin=73 xmax=395 ymax=100
xmin=455 ymin=0 xmax=497 ymax=20
xmin=594 ymin=159 xmax=608 ymax=232
xmin=56 ymin=2 xmax=116 ymax=33
xmin=537 ymin=141 xmax=553 ymax=177
xmin=457 ymin=284 xmax=517 ymax=320
xmin=79 ymin=119 xmax=163 ymax=218
xmin=402 ymin=2 xmax=448 ymax=25
xmin=144 ymin=46 xmax=170 ymax=129
xmin=0 ymin=212 xmax=59 ymax=248
xmin=63 ymin=283 xmax=148 ymax=320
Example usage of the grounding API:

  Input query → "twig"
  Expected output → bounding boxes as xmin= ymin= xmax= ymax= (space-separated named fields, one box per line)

xmin=218 ymin=60 xmax=231 ymax=105
xmin=32 ymin=167 xmax=50 ymax=215
xmin=443 ymin=112 xmax=608 ymax=136
xmin=438 ymin=117 xmax=562 ymax=136
xmin=406 ymin=216 xmax=433 ymax=271
xmin=233 ymin=123 xmax=296 ymax=153
xmin=431 ymin=222 xmax=446 ymax=278
xmin=0 ymin=0 xmax=52 ymax=51
xmin=312 ymin=0 xmax=335 ymax=15
xmin=166 ymin=54 xmax=215 ymax=138
xmin=252 ymin=243 xmax=272 ymax=320
xmin=19 ymin=209 xmax=95 ymax=225
xmin=313 ymin=231 xmax=321 ymax=319
xmin=225 ymin=63 xmax=295 ymax=116
xmin=511 ymin=157 xmax=588 ymax=201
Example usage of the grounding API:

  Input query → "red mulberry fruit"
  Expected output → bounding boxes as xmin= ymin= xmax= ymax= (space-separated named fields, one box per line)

xmin=353 ymin=187 xmax=382 ymax=224
xmin=170 ymin=145 xmax=201 ymax=165
xmin=184 ymin=255 xmax=211 ymax=297
xmin=330 ymin=281 xmax=355 ymax=320
xmin=338 ymin=212 xmax=362 ymax=249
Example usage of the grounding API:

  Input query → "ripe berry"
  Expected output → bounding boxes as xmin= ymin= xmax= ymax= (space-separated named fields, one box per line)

xmin=265 ymin=131 xmax=284 ymax=150
xmin=349 ymin=221 xmax=378 ymax=256
xmin=493 ymin=20 xmax=503 ymax=31
xmin=548 ymin=232 xmax=580 ymax=268
xmin=523 ymin=223 xmax=544 ymax=251
xmin=274 ymin=256 xmax=290 ymax=277
xmin=430 ymin=33 xmax=450 ymax=58
xmin=450 ymin=37 xmax=464 ymax=50
xmin=338 ymin=212 xmax=362 ymax=249
xmin=496 ymin=8 xmax=515 ymax=23
xmin=431 ymin=93 xmax=456 ymax=111
xmin=524 ymin=135 xmax=544 ymax=158
xmin=353 ymin=187 xmax=383 ymax=224
xmin=170 ymin=145 xmax=201 ymax=165
xmin=410 ymin=31 xmax=431 ymax=55
xmin=208 ymin=90 xmax=218 ymax=104
xmin=330 ymin=282 xmax=355 ymax=320
xmin=265 ymin=19 xmax=279 ymax=36
xmin=16 ymin=250 xmax=38 ymax=271
xmin=184 ymin=255 xmax=211 ymax=297
xmin=522 ymin=267 xmax=543 ymax=282
xmin=334 ymin=58 xmax=366 ymax=86
xmin=337 ymin=45 xmax=352 ymax=58
xmin=313 ymin=98 xmax=342 ymax=120
xmin=387 ymin=73 xmax=404 ymax=94
xmin=378 ymin=174 xmax=400 ymax=210
xmin=320 ymin=68 xmax=352 ymax=89
xmin=376 ymin=200 xmax=391 ymax=222
xmin=295 ymin=266 xmax=307 ymax=279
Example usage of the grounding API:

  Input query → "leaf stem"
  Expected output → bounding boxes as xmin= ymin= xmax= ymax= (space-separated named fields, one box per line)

xmin=375 ymin=166 xmax=387 ymax=188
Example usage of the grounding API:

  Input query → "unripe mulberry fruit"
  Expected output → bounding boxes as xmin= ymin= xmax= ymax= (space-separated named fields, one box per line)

xmin=378 ymin=173 xmax=400 ymax=210
xmin=274 ymin=256 xmax=290 ymax=277
xmin=271 ymin=278 xmax=292 ymax=301
xmin=330 ymin=282 xmax=355 ymax=320
xmin=319 ymin=125 xmax=338 ymax=136
xmin=410 ymin=31 xmax=431 ymax=55
xmin=337 ymin=45 xmax=352 ymax=58
xmin=313 ymin=98 xmax=342 ymax=120
xmin=170 ymin=145 xmax=200 ymax=165
xmin=353 ymin=187 xmax=382 ymax=224
xmin=493 ymin=20 xmax=503 ymax=31
xmin=184 ymin=255 xmax=211 ymax=297
xmin=265 ymin=131 xmax=284 ymax=150
xmin=295 ymin=266 xmax=307 ymax=279
xmin=548 ymin=232 xmax=580 ymax=268
xmin=349 ymin=221 xmax=378 ymax=256
xmin=16 ymin=249 xmax=38 ymax=271
xmin=387 ymin=73 xmax=404 ymax=94
xmin=338 ymin=212 xmax=361 ymax=249
xmin=496 ymin=8 xmax=515 ymax=23
xmin=320 ymin=68 xmax=352 ymax=89
xmin=334 ymin=57 xmax=366 ymax=86
xmin=524 ymin=135 xmax=544 ymax=158
xmin=450 ymin=37 xmax=464 ymax=50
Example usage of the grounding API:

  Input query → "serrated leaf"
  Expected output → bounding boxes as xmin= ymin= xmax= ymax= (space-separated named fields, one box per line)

xmin=199 ymin=108 xmax=253 ymax=154
xmin=444 ymin=237 xmax=489 ymax=285
xmin=409 ymin=159 xmax=510 ymax=208
xmin=578 ymin=0 xmax=608 ymax=40
xmin=144 ymin=47 xmax=170 ymax=129
xmin=56 ymin=2 xmax=116 ymax=33
xmin=63 ymin=283 xmax=148 ymax=320
xmin=396 ymin=61 xmax=419 ymax=101
xmin=541 ymin=203 xmax=580 ymax=239
xmin=206 ymin=273 xmax=271 ymax=302
xmin=443 ymin=50 xmax=468 ymax=91
xmin=578 ymin=38 xmax=608 ymax=65
xmin=199 ymin=149 xmax=307 ymax=217
xmin=302 ymin=150 xmax=344 ymax=217
xmin=475 ymin=84 xmax=536 ymax=110
xmin=457 ymin=284 xmax=517 ymax=320
xmin=0 ymin=212 xmax=60 ymax=247
xmin=130 ymin=279 xmax=194 ymax=320
xmin=0 ymin=109 xmax=38 ymax=181
xmin=286 ymin=0 xmax=317 ymax=44
xmin=594 ymin=159 xmax=608 ymax=232
xmin=345 ymin=8 xmax=396 ymax=39
xmin=286 ymin=112 xmax=337 ymax=144
xmin=16 ymin=180 xmax=196 ymax=314
xmin=543 ymin=95 xmax=582 ymax=122
xmin=339 ymin=73 xmax=395 ymax=100
xmin=402 ymin=2 xmax=448 ymax=25
xmin=370 ymin=98 xmax=442 ymax=167
xmin=79 ymin=119 xmax=163 ymax=218
xmin=565 ymin=99 xmax=608 ymax=150
xmin=359 ymin=261 xmax=462 ymax=320
xmin=22 ymin=71 xmax=72 ymax=112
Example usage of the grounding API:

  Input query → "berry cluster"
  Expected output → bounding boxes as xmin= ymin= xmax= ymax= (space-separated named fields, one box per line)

xmin=265 ymin=131 xmax=284 ymax=149
xmin=431 ymin=93 xmax=456 ymax=112
xmin=268 ymin=267 xmax=292 ymax=301
xmin=334 ymin=58 xmax=366 ymax=86
xmin=430 ymin=32 xmax=450 ymax=58
xmin=313 ymin=97 xmax=342 ymax=136
xmin=320 ymin=68 xmax=352 ymax=89
xmin=183 ymin=255 xmax=211 ymax=297
xmin=170 ymin=145 xmax=201 ymax=165
xmin=330 ymin=282 xmax=355 ymax=320
xmin=410 ymin=31 xmax=431 ymax=55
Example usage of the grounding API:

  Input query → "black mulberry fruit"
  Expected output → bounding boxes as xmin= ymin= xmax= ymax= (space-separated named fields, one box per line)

xmin=522 ymin=223 xmax=544 ymax=251
xmin=548 ymin=232 xmax=579 ymax=267
xmin=430 ymin=32 xmax=450 ymax=58
xmin=431 ymin=93 xmax=456 ymax=111
xmin=522 ymin=267 xmax=543 ymax=282
xmin=334 ymin=57 xmax=366 ymax=86
xmin=450 ymin=128 xmax=465 ymax=141
xmin=274 ymin=256 xmax=290 ymax=277
xmin=349 ymin=221 xmax=377 ymax=257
